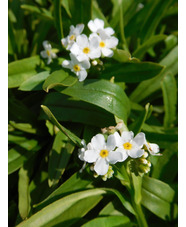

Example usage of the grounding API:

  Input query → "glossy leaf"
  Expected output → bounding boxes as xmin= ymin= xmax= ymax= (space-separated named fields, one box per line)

xmin=57 ymin=79 xmax=130 ymax=124
xmin=48 ymin=131 xmax=76 ymax=187
xmin=161 ymin=72 xmax=177 ymax=128
xmin=82 ymin=216 xmax=130 ymax=227
xmin=40 ymin=92 xmax=115 ymax=127
xmin=42 ymin=69 xmax=77 ymax=92
xmin=133 ymin=35 xmax=167 ymax=59
xmin=130 ymin=45 xmax=178 ymax=102
xmin=18 ymin=166 xmax=31 ymax=220
xmin=19 ymin=71 xmax=50 ymax=91
xmin=141 ymin=176 xmax=175 ymax=220
xmin=101 ymin=62 xmax=164 ymax=83
xmin=41 ymin=105 xmax=82 ymax=147
xmin=8 ymin=56 xmax=45 ymax=88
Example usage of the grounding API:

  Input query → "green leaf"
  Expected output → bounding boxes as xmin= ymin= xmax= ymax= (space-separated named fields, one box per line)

xmin=18 ymin=166 xmax=31 ymax=220
xmin=141 ymin=176 xmax=175 ymax=220
xmin=92 ymin=0 xmax=109 ymax=26
xmin=57 ymin=79 xmax=130 ymax=124
xmin=17 ymin=189 xmax=107 ymax=227
xmin=101 ymin=62 xmax=164 ymax=83
xmin=62 ymin=0 xmax=72 ymax=18
xmin=42 ymin=69 xmax=77 ymax=92
xmin=41 ymin=105 xmax=82 ymax=147
xmin=35 ymin=170 xmax=94 ymax=210
xmin=21 ymin=4 xmax=53 ymax=21
xmin=82 ymin=216 xmax=130 ymax=227
xmin=9 ymin=121 xmax=38 ymax=134
xmin=8 ymin=140 xmax=39 ymax=174
xmin=139 ymin=0 xmax=174 ymax=42
xmin=8 ymin=56 xmax=45 ymax=88
xmin=161 ymin=72 xmax=177 ymax=128
xmin=53 ymin=0 xmax=64 ymax=39
xmin=68 ymin=0 xmax=92 ymax=33
xmin=133 ymin=35 xmax=167 ymax=59
xmin=40 ymin=92 xmax=115 ymax=127
xmin=130 ymin=45 xmax=178 ymax=102
xmin=48 ymin=131 xmax=76 ymax=187
xmin=19 ymin=71 xmax=50 ymax=91
xmin=129 ymin=103 xmax=153 ymax=135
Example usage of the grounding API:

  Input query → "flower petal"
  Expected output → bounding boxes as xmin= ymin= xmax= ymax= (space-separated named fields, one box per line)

xmin=94 ymin=18 xmax=104 ymax=30
xmin=90 ymin=36 xmax=99 ymax=49
xmin=121 ymin=131 xmax=134 ymax=142
xmin=84 ymin=150 xmax=99 ymax=163
xmin=104 ymin=27 xmax=115 ymax=36
xmin=88 ymin=20 xmax=97 ymax=32
xmin=148 ymin=143 xmax=160 ymax=155
xmin=81 ymin=59 xmax=91 ymax=69
xmin=78 ymin=69 xmax=87 ymax=82
xmin=70 ymin=43 xmax=80 ymax=56
xmin=128 ymin=148 xmax=144 ymax=158
xmin=88 ymin=48 xmax=101 ymax=59
xmin=112 ymin=132 xmax=123 ymax=147
xmin=91 ymin=134 xmax=106 ymax=150
xmin=75 ymin=24 xmax=84 ymax=35
xmin=106 ymin=134 xmax=117 ymax=151
xmin=102 ymin=47 xmax=113 ymax=57
xmin=94 ymin=158 xmax=109 ymax=175
xmin=76 ymin=34 xmax=89 ymax=48
xmin=133 ymin=132 xmax=145 ymax=147
xmin=40 ymin=50 xmax=47 ymax=58
xmin=107 ymin=151 xmax=123 ymax=164
xmin=115 ymin=147 xmax=128 ymax=161
xmin=61 ymin=37 xmax=68 ymax=47
xmin=106 ymin=37 xmax=118 ymax=48
xmin=43 ymin=41 xmax=51 ymax=50
xmin=47 ymin=57 xmax=52 ymax=65
xmin=62 ymin=60 xmax=72 ymax=69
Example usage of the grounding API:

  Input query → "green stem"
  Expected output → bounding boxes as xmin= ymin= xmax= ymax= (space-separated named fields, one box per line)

xmin=132 ymin=200 xmax=148 ymax=227
xmin=119 ymin=2 xmax=129 ymax=51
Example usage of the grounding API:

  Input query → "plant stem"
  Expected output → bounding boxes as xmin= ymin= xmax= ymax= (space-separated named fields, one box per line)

xmin=132 ymin=199 xmax=148 ymax=227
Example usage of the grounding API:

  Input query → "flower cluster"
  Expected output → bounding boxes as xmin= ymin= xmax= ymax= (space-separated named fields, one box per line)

xmin=40 ymin=41 xmax=57 ymax=64
xmin=78 ymin=129 xmax=160 ymax=180
xmin=61 ymin=19 xmax=118 ymax=81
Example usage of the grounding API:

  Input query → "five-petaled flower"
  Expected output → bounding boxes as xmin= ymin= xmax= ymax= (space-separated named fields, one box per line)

xmin=62 ymin=53 xmax=90 ymax=82
xmin=83 ymin=134 xmax=123 ymax=175
xmin=114 ymin=131 xmax=146 ymax=161
xmin=61 ymin=24 xmax=84 ymax=50
xmin=40 ymin=41 xmax=57 ymax=64
xmin=70 ymin=34 xmax=101 ymax=61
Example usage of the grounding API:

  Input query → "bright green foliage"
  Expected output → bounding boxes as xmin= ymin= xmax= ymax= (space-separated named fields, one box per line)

xmin=8 ymin=0 xmax=178 ymax=226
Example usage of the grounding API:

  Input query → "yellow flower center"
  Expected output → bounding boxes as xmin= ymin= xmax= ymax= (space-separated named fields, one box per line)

xmin=83 ymin=47 xmax=90 ymax=54
xmin=46 ymin=50 xmax=50 ymax=56
xmin=99 ymin=41 xmax=105 ymax=48
xmin=123 ymin=142 xmax=132 ymax=150
xmin=73 ymin=64 xmax=81 ymax=72
xmin=70 ymin=35 xmax=76 ymax=41
xmin=100 ymin=149 xmax=109 ymax=158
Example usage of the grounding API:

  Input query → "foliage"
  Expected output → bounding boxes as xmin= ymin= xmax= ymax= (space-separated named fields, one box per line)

xmin=8 ymin=0 xmax=178 ymax=226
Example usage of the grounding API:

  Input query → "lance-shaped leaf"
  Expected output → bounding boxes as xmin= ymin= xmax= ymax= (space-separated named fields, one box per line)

xmin=8 ymin=56 xmax=45 ymax=88
xmin=161 ymin=72 xmax=177 ymax=128
xmin=42 ymin=69 xmax=78 ymax=92
xmin=57 ymin=79 xmax=130 ymax=124
xmin=141 ymin=176 xmax=175 ymax=220
xmin=41 ymin=105 xmax=82 ymax=147
xmin=100 ymin=62 xmax=164 ymax=83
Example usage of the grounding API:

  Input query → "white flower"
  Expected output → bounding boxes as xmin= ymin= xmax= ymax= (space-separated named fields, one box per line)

xmin=114 ymin=131 xmax=145 ymax=160
xmin=83 ymin=134 xmax=123 ymax=175
xmin=62 ymin=53 xmax=90 ymax=82
xmin=61 ymin=24 xmax=84 ymax=50
xmin=40 ymin=41 xmax=57 ymax=64
xmin=145 ymin=141 xmax=161 ymax=156
xmin=89 ymin=31 xmax=118 ymax=58
xmin=70 ymin=34 xmax=100 ymax=61
xmin=88 ymin=18 xmax=115 ymax=38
